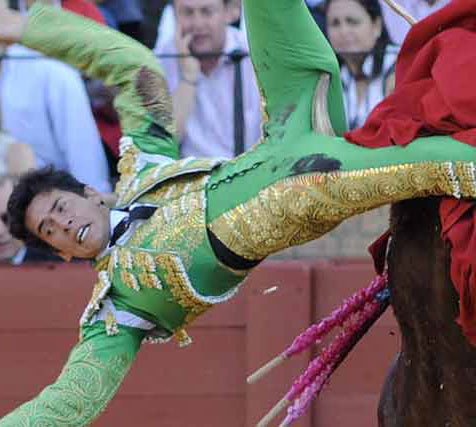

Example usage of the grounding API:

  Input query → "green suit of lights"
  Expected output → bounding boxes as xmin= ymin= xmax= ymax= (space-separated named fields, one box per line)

xmin=2 ymin=1 xmax=476 ymax=425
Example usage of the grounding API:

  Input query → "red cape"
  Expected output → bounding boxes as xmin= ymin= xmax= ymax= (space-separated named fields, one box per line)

xmin=354 ymin=0 xmax=476 ymax=344
xmin=62 ymin=0 xmax=106 ymax=25
xmin=346 ymin=0 xmax=476 ymax=148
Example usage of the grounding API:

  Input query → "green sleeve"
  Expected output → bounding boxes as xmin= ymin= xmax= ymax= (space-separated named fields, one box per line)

xmin=21 ymin=3 xmax=179 ymax=159
xmin=0 ymin=323 xmax=145 ymax=426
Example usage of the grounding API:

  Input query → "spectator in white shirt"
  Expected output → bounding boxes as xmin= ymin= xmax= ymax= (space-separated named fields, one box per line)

xmin=325 ymin=0 xmax=398 ymax=130
xmin=379 ymin=0 xmax=450 ymax=45
xmin=155 ymin=0 xmax=243 ymax=52
xmin=155 ymin=0 xmax=261 ymax=159
xmin=0 ymin=44 xmax=111 ymax=193
xmin=0 ymin=137 xmax=40 ymax=264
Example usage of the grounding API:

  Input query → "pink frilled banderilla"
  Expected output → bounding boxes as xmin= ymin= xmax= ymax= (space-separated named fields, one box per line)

xmin=248 ymin=272 xmax=390 ymax=426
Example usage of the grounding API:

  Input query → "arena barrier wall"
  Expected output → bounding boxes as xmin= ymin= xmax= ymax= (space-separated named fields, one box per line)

xmin=0 ymin=260 xmax=399 ymax=426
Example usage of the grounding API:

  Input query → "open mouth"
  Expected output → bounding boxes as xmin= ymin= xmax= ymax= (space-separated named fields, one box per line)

xmin=76 ymin=224 xmax=91 ymax=244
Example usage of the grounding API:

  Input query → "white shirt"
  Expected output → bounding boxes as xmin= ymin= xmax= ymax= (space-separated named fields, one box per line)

xmin=156 ymin=27 xmax=262 ymax=159
xmin=341 ymin=44 xmax=399 ymax=130
xmin=96 ymin=204 xmax=154 ymax=260
xmin=109 ymin=209 xmax=128 ymax=236
xmin=379 ymin=0 xmax=450 ymax=45
xmin=0 ymin=45 xmax=111 ymax=193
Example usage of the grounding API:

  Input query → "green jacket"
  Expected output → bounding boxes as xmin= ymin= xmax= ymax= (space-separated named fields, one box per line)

xmin=19 ymin=4 xmax=249 ymax=349
xmin=87 ymin=152 xmax=246 ymax=347
xmin=0 ymin=5 xmax=247 ymax=426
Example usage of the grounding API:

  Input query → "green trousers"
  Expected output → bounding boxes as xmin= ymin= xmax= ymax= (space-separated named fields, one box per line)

xmin=206 ymin=0 xmax=476 ymax=263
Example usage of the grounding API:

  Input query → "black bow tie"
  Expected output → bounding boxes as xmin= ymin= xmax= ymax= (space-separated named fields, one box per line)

xmin=109 ymin=206 xmax=157 ymax=247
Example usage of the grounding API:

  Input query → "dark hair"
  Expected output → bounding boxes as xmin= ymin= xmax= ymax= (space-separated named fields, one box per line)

xmin=328 ymin=0 xmax=383 ymax=21
xmin=7 ymin=166 xmax=86 ymax=252
xmin=324 ymin=0 xmax=392 ymax=79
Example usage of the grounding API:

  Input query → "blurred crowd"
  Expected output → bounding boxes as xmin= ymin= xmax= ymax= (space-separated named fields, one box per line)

xmin=0 ymin=0 xmax=450 ymax=264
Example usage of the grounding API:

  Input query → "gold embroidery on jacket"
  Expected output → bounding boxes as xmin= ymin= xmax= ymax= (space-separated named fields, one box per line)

xmin=139 ymin=272 xmax=162 ymax=290
xmin=117 ymin=159 xmax=220 ymax=206
xmin=80 ymin=269 xmax=112 ymax=327
xmin=115 ymin=143 xmax=140 ymax=199
xmin=156 ymin=253 xmax=212 ymax=316
xmin=118 ymin=248 xmax=133 ymax=270
xmin=174 ymin=328 xmax=193 ymax=347
xmin=4 ymin=342 xmax=133 ymax=425
xmin=94 ymin=255 xmax=111 ymax=274
xmin=128 ymin=175 xmax=209 ymax=268
xmin=454 ymin=161 xmax=476 ymax=198
xmin=137 ymin=173 xmax=206 ymax=205
xmin=208 ymin=162 xmax=465 ymax=260
xmin=120 ymin=271 xmax=140 ymax=291
xmin=116 ymin=249 xmax=164 ymax=291
xmin=134 ymin=252 xmax=156 ymax=273
xmin=105 ymin=311 xmax=119 ymax=336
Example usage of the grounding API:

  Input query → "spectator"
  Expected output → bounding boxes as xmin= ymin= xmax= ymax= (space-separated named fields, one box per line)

xmin=156 ymin=0 xmax=261 ymax=158
xmin=379 ymin=0 xmax=450 ymax=45
xmin=0 ymin=0 xmax=109 ymax=262
xmin=155 ymin=0 xmax=243 ymax=51
xmin=0 ymin=71 xmax=55 ymax=264
xmin=0 ymin=175 xmax=61 ymax=263
xmin=0 ymin=27 xmax=36 ymax=179
xmin=0 ymin=176 xmax=24 ymax=263
xmin=0 ymin=42 xmax=111 ymax=193
xmin=325 ymin=0 xmax=398 ymax=130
